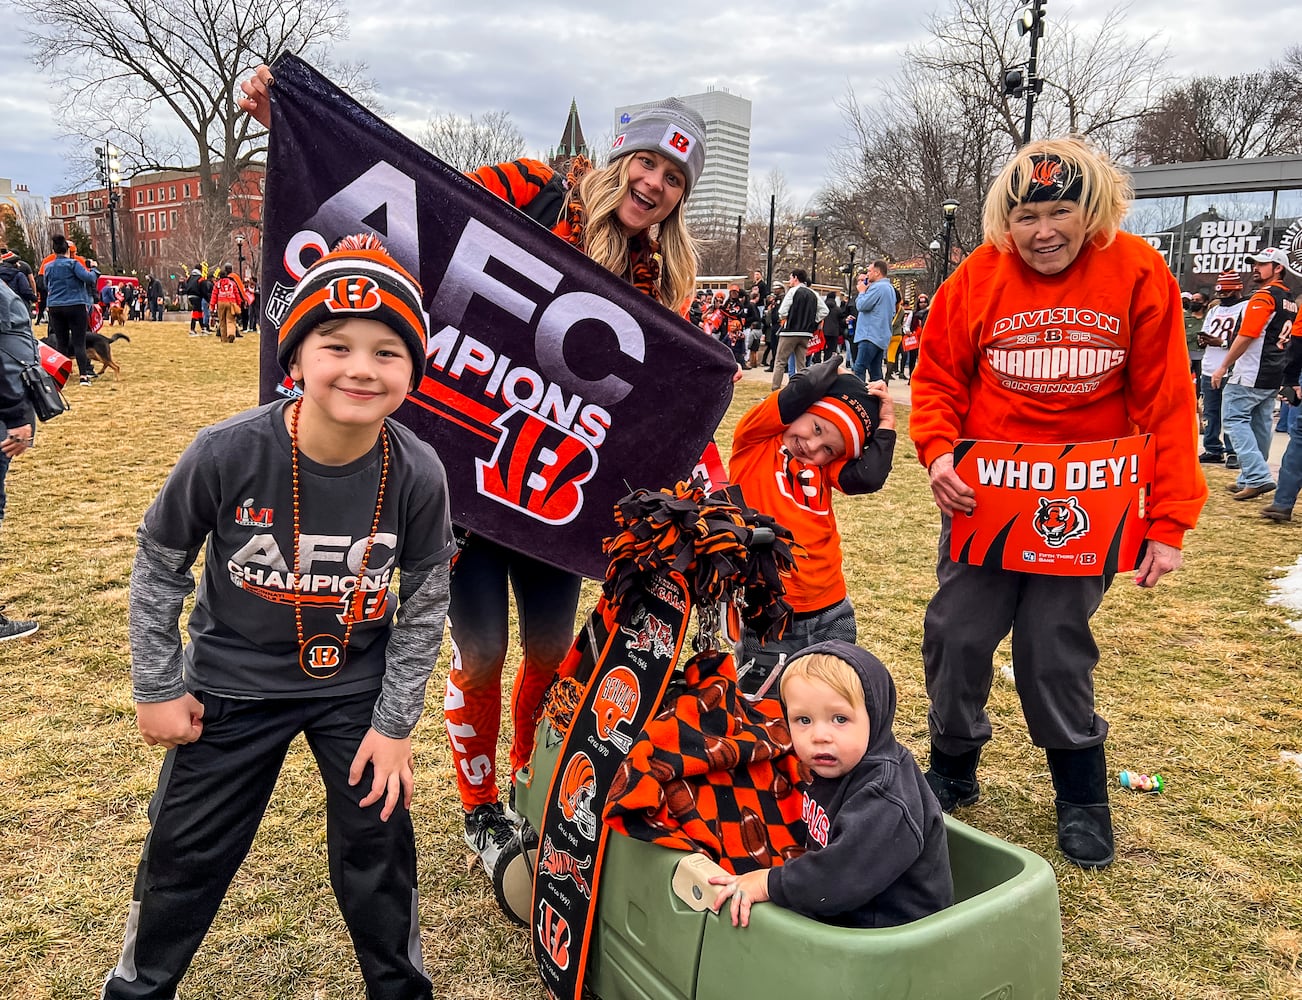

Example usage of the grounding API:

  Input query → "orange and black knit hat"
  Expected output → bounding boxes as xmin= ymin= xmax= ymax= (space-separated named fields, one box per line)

xmin=1215 ymin=269 xmax=1243 ymax=292
xmin=807 ymin=375 xmax=876 ymax=459
xmin=277 ymin=234 xmax=428 ymax=388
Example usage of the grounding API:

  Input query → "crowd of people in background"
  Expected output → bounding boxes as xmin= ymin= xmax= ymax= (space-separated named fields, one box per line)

xmin=687 ymin=265 xmax=935 ymax=389
xmin=0 ymin=248 xmax=261 ymax=340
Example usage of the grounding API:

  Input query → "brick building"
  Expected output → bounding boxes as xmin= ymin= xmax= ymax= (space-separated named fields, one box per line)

xmin=50 ymin=164 xmax=265 ymax=279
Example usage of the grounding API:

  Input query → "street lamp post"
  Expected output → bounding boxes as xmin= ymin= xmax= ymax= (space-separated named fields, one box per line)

xmin=95 ymin=143 xmax=121 ymax=271
xmin=809 ymin=225 xmax=820 ymax=285
xmin=1002 ymin=0 xmax=1047 ymax=145
xmin=842 ymin=243 xmax=857 ymax=297
xmin=940 ymin=199 xmax=960 ymax=280
xmin=235 ymin=234 xmax=246 ymax=281
xmin=929 ymin=237 xmax=943 ymax=288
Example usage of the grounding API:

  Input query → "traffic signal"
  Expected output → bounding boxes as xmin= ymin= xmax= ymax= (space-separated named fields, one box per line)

xmin=1016 ymin=0 xmax=1047 ymax=37
xmin=95 ymin=144 xmax=121 ymax=188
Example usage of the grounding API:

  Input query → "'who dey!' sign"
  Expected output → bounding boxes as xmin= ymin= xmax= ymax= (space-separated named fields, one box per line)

xmin=950 ymin=435 xmax=1153 ymax=575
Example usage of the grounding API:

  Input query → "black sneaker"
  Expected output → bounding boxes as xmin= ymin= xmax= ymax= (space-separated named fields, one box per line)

xmin=1225 ymin=455 xmax=1241 ymax=469
xmin=463 ymin=802 xmax=516 ymax=873
xmin=1198 ymin=452 xmax=1224 ymax=463
xmin=80 ymin=375 xmax=94 ymax=387
xmin=0 ymin=613 xmax=38 ymax=642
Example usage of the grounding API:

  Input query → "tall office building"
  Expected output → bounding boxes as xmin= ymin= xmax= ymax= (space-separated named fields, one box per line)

xmin=614 ymin=87 xmax=751 ymax=224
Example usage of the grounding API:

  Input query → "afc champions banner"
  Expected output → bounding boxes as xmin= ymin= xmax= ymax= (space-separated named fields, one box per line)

xmin=950 ymin=436 xmax=1154 ymax=576
xmin=257 ymin=55 xmax=738 ymax=578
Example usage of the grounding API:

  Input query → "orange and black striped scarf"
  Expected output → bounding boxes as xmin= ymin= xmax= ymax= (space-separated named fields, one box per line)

xmin=603 ymin=650 xmax=807 ymax=874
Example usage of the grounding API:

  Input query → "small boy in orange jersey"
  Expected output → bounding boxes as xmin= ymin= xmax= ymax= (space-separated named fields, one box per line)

xmin=728 ymin=359 xmax=895 ymax=694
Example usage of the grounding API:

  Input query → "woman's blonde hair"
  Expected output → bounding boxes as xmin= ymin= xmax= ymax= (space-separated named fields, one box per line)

xmin=779 ymin=652 xmax=865 ymax=710
xmin=575 ymin=156 xmax=699 ymax=310
xmin=982 ymin=136 xmax=1132 ymax=254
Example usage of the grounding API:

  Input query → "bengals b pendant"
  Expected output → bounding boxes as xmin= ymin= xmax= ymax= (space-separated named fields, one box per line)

xmin=300 ymin=634 xmax=346 ymax=679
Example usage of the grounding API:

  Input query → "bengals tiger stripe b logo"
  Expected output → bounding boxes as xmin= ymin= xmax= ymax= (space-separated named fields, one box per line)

xmin=1030 ymin=157 xmax=1063 ymax=188
xmin=323 ymin=275 xmax=383 ymax=314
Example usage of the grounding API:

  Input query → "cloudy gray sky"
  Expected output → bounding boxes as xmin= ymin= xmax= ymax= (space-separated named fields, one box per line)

xmin=2 ymin=0 xmax=1299 ymax=207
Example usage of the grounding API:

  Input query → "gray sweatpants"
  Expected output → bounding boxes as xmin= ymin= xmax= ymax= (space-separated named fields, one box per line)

xmin=737 ymin=597 xmax=856 ymax=696
xmin=923 ymin=518 xmax=1112 ymax=755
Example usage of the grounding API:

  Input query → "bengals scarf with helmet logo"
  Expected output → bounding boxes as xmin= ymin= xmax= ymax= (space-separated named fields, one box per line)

xmin=257 ymin=54 xmax=737 ymax=579
xmin=532 ymin=573 xmax=693 ymax=1000
xmin=531 ymin=482 xmax=795 ymax=1000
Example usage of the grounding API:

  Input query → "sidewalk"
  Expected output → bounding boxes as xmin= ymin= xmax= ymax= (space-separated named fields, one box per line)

xmin=740 ymin=364 xmax=1291 ymax=468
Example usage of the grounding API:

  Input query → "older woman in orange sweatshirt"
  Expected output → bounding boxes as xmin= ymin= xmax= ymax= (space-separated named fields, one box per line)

xmin=909 ymin=137 xmax=1206 ymax=870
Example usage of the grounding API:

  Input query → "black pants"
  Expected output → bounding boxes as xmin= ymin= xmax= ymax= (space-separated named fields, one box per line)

xmin=922 ymin=517 xmax=1111 ymax=754
xmin=47 ymin=303 xmax=93 ymax=376
xmin=102 ymin=690 xmax=432 ymax=1000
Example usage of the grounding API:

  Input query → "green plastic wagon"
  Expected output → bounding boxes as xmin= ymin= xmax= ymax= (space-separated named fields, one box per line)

xmin=511 ymin=721 xmax=1062 ymax=1000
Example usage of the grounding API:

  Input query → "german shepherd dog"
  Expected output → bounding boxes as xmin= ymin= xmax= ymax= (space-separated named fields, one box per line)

xmin=85 ymin=331 xmax=130 ymax=376
xmin=43 ymin=332 xmax=130 ymax=377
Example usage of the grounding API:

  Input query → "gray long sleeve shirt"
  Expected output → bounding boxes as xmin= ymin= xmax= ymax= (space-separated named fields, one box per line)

xmin=128 ymin=402 xmax=455 ymax=738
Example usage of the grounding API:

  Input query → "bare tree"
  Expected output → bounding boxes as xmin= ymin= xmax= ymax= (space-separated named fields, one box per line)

xmin=13 ymin=196 xmax=54 ymax=264
xmin=168 ymin=200 xmax=241 ymax=278
xmin=911 ymin=0 xmax=1168 ymax=151
xmin=1130 ymin=66 xmax=1302 ymax=164
xmin=816 ymin=0 xmax=1167 ymax=262
xmin=819 ymin=79 xmax=996 ymax=268
xmin=418 ymin=110 xmax=527 ymax=172
xmin=16 ymin=0 xmax=371 ymax=220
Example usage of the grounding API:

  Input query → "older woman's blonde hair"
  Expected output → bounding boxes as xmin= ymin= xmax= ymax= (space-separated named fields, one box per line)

xmin=982 ymin=136 xmax=1132 ymax=254
xmin=575 ymin=156 xmax=699 ymax=311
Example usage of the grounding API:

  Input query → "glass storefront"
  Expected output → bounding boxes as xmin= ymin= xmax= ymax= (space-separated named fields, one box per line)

xmin=1129 ymin=189 xmax=1301 ymax=291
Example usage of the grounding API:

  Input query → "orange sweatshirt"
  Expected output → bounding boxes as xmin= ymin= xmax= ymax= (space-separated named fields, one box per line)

xmin=909 ymin=232 xmax=1206 ymax=549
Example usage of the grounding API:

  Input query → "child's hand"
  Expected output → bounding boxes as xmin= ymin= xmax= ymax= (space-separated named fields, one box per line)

xmin=349 ymin=728 xmax=415 ymax=822
xmin=136 ymin=695 xmax=204 ymax=749
xmin=865 ymin=380 xmax=895 ymax=429
xmin=708 ymin=868 xmax=771 ymax=927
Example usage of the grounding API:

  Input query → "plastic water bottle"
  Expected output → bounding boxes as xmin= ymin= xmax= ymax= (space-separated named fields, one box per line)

xmin=1118 ymin=770 xmax=1164 ymax=793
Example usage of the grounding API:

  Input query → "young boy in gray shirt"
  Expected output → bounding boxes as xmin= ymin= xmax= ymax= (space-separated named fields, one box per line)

xmin=102 ymin=235 xmax=455 ymax=1000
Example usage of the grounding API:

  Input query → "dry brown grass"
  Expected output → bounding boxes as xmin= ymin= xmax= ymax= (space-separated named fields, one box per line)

xmin=1 ymin=324 xmax=1300 ymax=999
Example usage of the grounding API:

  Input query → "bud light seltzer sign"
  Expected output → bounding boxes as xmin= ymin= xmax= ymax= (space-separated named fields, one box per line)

xmin=950 ymin=435 xmax=1154 ymax=575
xmin=258 ymin=55 xmax=737 ymax=578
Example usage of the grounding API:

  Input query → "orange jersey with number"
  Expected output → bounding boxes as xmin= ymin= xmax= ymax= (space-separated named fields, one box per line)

xmin=729 ymin=393 xmax=850 ymax=612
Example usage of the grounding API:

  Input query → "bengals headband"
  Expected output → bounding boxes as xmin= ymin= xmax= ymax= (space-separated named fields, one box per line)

xmin=1010 ymin=154 xmax=1084 ymax=208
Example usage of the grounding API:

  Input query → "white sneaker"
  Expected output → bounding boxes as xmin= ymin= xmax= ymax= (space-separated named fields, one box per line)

xmin=463 ymin=803 xmax=516 ymax=874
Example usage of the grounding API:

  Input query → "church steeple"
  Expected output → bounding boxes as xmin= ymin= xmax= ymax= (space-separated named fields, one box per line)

xmin=550 ymin=99 xmax=588 ymax=169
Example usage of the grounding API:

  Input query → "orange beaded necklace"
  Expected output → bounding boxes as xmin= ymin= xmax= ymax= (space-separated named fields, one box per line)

xmin=290 ymin=398 xmax=390 ymax=678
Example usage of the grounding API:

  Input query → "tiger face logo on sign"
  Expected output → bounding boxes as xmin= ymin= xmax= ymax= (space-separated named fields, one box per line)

xmin=1032 ymin=496 xmax=1090 ymax=548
